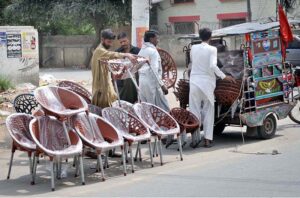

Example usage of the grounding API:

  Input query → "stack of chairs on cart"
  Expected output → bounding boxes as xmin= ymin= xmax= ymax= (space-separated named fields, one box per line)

xmin=6 ymin=80 xmax=201 ymax=191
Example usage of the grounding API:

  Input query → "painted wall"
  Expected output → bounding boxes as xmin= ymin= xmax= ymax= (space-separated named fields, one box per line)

xmin=156 ymin=0 xmax=276 ymax=33
xmin=0 ymin=26 xmax=39 ymax=86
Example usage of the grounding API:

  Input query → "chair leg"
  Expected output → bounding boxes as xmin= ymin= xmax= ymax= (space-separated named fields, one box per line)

xmin=129 ymin=144 xmax=135 ymax=173
xmin=79 ymin=155 xmax=85 ymax=185
xmin=50 ymin=161 xmax=55 ymax=191
xmin=28 ymin=153 xmax=33 ymax=174
xmin=96 ymin=154 xmax=100 ymax=173
xmin=105 ymin=151 xmax=109 ymax=169
xmin=177 ymin=134 xmax=183 ymax=161
xmin=97 ymin=154 xmax=105 ymax=181
xmin=75 ymin=156 xmax=80 ymax=177
xmin=121 ymin=146 xmax=127 ymax=176
xmin=156 ymin=138 xmax=159 ymax=157
xmin=134 ymin=142 xmax=140 ymax=162
xmin=158 ymin=138 xmax=163 ymax=166
xmin=153 ymin=138 xmax=157 ymax=158
xmin=138 ymin=144 xmax=142 ymax=162
xmin=73 ymin=156 xmax=77 ymax=167
xmin=148 ymin=140 xmax=154 ymax=167
xmin=7 ymin=151 xmax=15 ymax=180
xmin=31 ymin=154 xmax=38 ymax=185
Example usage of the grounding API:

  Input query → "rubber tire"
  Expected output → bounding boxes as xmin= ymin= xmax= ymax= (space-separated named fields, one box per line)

xmin=257 ymin=114 xmax=277 ymax=139
xmin=213 ymin=123 xmax=226 ymax=136
xmin=288 ymin=97 xmax=300 ymax=124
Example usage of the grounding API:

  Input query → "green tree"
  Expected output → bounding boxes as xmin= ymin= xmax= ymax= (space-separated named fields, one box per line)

xmin=4 ymin=0 xmax=131 ymax=67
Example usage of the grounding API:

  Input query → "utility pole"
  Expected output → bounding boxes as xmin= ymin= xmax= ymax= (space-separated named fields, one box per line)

xmin=247 ymin=0 xmax=252 ymax=22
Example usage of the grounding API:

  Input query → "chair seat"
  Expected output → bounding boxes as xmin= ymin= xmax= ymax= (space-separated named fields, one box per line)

xmin=45 ymin=144 xmax=82 ymax=157
xmin=91 ymin=139 xmax=124 ymax=151
xmin=123 ymin=132 xmax=151 ymax=142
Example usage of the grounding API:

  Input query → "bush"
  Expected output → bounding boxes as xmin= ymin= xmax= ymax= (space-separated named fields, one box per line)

xmin=0 ymin=76 xmax=13 ymax=92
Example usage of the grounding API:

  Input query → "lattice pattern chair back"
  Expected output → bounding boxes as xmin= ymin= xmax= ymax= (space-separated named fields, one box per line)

xmin=170 ymin=107 xmax=200 ymax=133
xmin=13 ymin=94 xmax=38 ymax=115
xmin=58 ymin=80 xmax=92 ymax=104
xmin=158 ymin=48 xmax=177 ymax=89
xmin=112 ymin=100 xmax=136 ymax=116
xmin=102 ymin=107 xmax=150 ymax=141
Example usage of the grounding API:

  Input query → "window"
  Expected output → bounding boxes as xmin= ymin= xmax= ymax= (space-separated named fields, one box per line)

xmin=288 ymin=40 xmax=300 ymax=49
xmin=221 ymin=18 xmax=246 ymax=28
xmin=174 ymin=22 xmax=194 ymax=34
xmin=173 ymin=0 xmax=194 ymax=4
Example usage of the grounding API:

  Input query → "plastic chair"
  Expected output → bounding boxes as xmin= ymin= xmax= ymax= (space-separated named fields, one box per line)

xmin=71 ymin=112 xmax=126 ymax=180
xmin=34 ymin=86 xmax=88 ymax=118
xmin=6 ymin=113 xmax=36 ymax=184
xmin=133 ymin=102 xmax=183 ymax=165
xmin=170 ymin=108 xmax=201 ymax=148
xmin=58 ymin=80 xmax=92 ymax=104
xmin=158 ymin=48 xmax=177 ymax=89
xmin=102 ymin=107 xmax=153 ymax=172
xmin=29 ymin=116 xmax=84 ymax=191
xmin=112 ymin=100 xmax=136 ymax=116
xmin=13 ymin=93 xmax=38 ymax=114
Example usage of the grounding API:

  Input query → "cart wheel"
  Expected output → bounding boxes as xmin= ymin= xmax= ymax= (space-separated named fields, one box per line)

xmin=288 ymin=97 xmax=300 ymax=124
xmin=213 ymin=123 xmax=226 ymax=136
xmin=257 ymin=114 xmax=277 ymax=139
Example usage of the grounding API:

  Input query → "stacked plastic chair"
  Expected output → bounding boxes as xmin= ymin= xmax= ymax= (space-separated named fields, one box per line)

xmin=29 ymin=116 xmax=84 ymax=191
xmin=102 ymin=107 xmax=153 ymax=172
xmin=133 ymin=102 xmax=183 ymax=165
xmin=57 ymin=80 xmax=102 ymax=117
xmin=6 ymin=113 xmax=36 ymax=184
xmin=71 ymin=112 xmax=126 ymax=180
xmin=170 ymin=108 xmax=201 ymax=148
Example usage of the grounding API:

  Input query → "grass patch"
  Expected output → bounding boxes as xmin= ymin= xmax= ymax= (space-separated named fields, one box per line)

xmin=0 ymin=75 xmax=13 ymax=92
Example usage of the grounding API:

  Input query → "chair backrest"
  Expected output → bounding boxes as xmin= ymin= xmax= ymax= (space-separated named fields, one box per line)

xmin=13 ymin=93 xmax=38 ymax=115
xmin=71 ymin=112 xmax=122 ymax=144
xmin=158 ymin=48 xmax=177 ymax=89
xmin=170 ymin=107 xmax=200 ymax=128
xmin=58 ymin=80 xmax=92 ymax=104
xmin=29 ymin=116 xmax=81 ymax=154
xmin=6 ymin=113 xmax=36 ymax=150
xmin=111 ymin=100 xmax=136 ymax=116
xmin=133 ymin=102 xmax=178 ymax=132
xmin=102 ymin=107 xmax=149 ymax=137
xmin=34 ymin=86 xmax=88 ymax=116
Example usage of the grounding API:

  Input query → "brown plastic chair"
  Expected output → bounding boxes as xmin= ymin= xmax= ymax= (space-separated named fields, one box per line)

xmin=133 ymin=102 xmax=183 ymax=165
xmin=29 ymin=116 xmax=84 ymax=191
xmin=6 ymin=113 xmax=36 ymax=184
xmin=170 ymin=108 xmax=201 ymax=148
xmin=112 ymin=100 xmax=136 ymax=116
xmin=58 ymin=80 xmax=92 ymax=104
xmin=158 ymin=48 xmax=177 ymax=89
xmin=102 ymin=107 xmax=153 ymax=172
xmin=34 ymin=86 xmax=88 ymax=118
xmin=70 ymin=112 xmax=126 ymax=180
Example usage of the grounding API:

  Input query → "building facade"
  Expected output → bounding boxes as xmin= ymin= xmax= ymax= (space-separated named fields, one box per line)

xmin=153 ymin=0 xmax=277 ymax=34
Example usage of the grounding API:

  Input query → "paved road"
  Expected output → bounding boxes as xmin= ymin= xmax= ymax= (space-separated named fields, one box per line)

xmin=0 ymin=69 xmax=299 ymax=197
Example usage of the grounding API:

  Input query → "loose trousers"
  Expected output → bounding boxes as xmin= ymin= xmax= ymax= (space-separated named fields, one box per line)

xmin=189 ymin=83 xmax=215 ymax=141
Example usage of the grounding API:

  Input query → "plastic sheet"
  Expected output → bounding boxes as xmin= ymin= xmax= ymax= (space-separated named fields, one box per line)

xmin=30 ymin=116 xmax=82 ymax=157
xmin=102 ymin=107 xmax=150 ymax=142
xmin=111 ymin=100 xmax=136 ymax=116
xmin=6 ymin=113 xmax=36 ymax=150
xmin=133 ymin=102 xmax=180 ymax=136
xmin=71 ymin=113 xmax=104 ymax=143
xmin=102 ymin=56 xmax=147 ymax=80
xmin=34 ymin=86 xmax=88 ymax=117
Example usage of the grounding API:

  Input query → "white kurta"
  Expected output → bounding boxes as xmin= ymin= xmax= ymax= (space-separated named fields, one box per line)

xmin=138 ymin=42 xmax=170 ymax=112
xmin=189 ymin=42 xmax=226 ymax=140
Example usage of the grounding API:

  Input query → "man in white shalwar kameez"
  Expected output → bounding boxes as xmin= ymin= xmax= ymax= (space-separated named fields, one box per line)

xmin=138 ymin=30 xmax=169 ymax=111
xmin=189 ymin=28 xmax=235 ymax=147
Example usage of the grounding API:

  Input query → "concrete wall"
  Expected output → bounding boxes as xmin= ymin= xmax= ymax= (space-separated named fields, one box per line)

xmin=156 ymin=0 xmax=276 ymax=34
xmin=41 ymin=26 xmax=131 ymax=68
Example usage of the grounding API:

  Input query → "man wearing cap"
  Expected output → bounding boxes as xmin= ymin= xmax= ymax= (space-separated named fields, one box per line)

xmin=91 ymin=29 xmax=136 ymax=108
xmin=115 ymin=32 xmax=140 ymax=104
